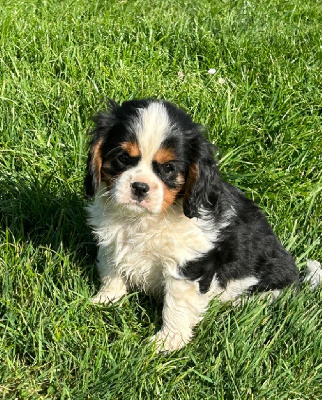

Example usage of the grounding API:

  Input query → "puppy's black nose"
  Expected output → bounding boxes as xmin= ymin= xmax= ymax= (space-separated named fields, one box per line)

xmin=131 ymin=181 xmax=150 ymax=200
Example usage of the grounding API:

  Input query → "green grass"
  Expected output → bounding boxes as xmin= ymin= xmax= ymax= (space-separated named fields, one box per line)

xmin=0 ymin=0 xmax=321 ymax=398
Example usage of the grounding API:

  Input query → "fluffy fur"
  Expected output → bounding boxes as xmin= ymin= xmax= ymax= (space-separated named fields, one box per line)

xmin=85 ymin=99 xmax=321 ymax=352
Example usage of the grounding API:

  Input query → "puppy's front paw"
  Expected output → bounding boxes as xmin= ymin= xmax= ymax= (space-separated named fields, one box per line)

xmin=150 ymin=330 xmax=189 ymax=353
xmin=90 ymin=291 xmax=123 ymax=304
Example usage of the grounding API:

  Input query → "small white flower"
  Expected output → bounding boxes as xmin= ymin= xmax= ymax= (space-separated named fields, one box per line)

xmin=218 ymin=77 xmax=226 ymax=84
xmin=178 ymin=71 xmax=184 ymax=79
xmin=207 ymin=68 xmax=216 ymax=74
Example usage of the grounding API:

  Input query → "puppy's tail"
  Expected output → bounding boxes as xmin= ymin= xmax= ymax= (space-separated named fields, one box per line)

xmin=304 ymin=260 xmax=322 ymax=289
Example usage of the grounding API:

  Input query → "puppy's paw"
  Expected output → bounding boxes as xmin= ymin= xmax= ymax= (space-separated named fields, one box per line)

xmin=90 ymin=291 xmax=123 ymax=304
xmin=150 ymin=330 xmax=189 ymax=353
xmin=305 ymin=260 xmax=322 ymax=289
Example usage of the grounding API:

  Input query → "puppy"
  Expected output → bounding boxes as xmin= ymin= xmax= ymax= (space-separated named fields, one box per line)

xmin=85 ymin=99 xmax=321 ymax=352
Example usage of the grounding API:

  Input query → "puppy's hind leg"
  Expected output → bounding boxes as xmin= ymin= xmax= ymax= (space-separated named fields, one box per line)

xmin=152 ymin=276 xmax=209 ymax=352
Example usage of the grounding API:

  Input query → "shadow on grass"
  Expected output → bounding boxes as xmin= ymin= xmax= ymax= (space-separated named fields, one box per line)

xmin=0 ymin=172 xmax=161 ymax=320
xmin=0 ymin=172 xmax=97 ymax=282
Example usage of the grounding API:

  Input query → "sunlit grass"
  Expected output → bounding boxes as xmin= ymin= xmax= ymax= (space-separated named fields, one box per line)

xmin=0 ymin=0 xmax=321 ymax=398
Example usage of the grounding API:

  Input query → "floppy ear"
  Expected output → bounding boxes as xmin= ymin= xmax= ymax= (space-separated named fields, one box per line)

xmin=84 ymin=100 xmax=118 ymax=198
xmin=183 ymin=137 xmax=221 ymax=218
xmin=84 ymin=137 xmax=104 ymax=198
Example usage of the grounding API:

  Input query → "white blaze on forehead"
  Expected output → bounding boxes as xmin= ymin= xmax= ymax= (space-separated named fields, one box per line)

xmin=136 ymin=102 xmax=171 ymax=163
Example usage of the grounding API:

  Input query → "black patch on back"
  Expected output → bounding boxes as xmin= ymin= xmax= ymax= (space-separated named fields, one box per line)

xmin=181 ymin=182 xmax=299 ymax=294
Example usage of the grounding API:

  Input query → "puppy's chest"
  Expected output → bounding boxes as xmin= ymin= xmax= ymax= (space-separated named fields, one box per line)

xmin=110 ymin=215 xmax=213 ymax=288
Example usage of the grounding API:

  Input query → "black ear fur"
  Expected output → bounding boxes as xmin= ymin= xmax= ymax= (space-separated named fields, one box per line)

xmin=183 ymin=137 xmax=221 ymax=218
xmin=84 ymin=100 xmax=119 ymax=198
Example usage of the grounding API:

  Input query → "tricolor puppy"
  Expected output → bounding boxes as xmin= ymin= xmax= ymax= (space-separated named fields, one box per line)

xmin=85 ymin=99 xmax=321 ymax=352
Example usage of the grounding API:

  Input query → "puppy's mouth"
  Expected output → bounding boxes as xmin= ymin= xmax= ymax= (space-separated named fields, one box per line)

xmin=129 ymin=198 xmax=149 ymax=209
xmin=117 ymin=197 xmax=152 ymax=213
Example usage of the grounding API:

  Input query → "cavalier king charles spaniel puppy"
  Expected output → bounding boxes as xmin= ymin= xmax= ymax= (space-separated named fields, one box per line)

xmin=85 ymin=99 xmax=321 ymax=352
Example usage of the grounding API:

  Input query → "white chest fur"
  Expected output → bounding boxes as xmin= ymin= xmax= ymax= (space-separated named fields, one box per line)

xmin=87 ymin=194 xmax=214 ymax=294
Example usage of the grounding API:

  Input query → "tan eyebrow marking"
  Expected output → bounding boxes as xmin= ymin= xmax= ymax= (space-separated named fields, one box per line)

xmin=121 ymin=141 xmax=141 ymax=157
xmin=153 ymin=148 xmax=176 ymax=164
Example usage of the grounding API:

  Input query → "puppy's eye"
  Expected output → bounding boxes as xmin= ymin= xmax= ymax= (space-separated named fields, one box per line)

xmin=163 ymin=163 xmax=175 ymax=174
xmin=117 ymin=153 xmax=131 ymax=164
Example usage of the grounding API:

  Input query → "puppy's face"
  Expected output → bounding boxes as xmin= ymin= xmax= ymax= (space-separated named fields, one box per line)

xmin=85 ymin=99 xmax=220 ymax=217
xmin=86 ymin=101 xmax=191 ymax=213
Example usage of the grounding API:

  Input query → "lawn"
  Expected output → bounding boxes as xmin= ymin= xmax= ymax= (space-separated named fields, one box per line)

xmin=0 ymin=0 xmax=321 ymax=398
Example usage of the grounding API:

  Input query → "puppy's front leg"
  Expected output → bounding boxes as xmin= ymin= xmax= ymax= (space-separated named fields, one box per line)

xmin=91 ymin=273 xmax=127 ymax=304
xmin=152 ymin=276 xmax=209 ymax=352
xmin=91 ymin=247 xmax=127 ymax=304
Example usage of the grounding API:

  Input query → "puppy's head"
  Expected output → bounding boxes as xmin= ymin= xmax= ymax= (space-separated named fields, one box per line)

xmin=85 ymin=99 xmax=220 ymax=217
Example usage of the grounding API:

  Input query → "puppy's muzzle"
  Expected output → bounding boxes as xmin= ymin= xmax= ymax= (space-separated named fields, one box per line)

xmin=131 ymin=181 xmax=150 ymax=202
